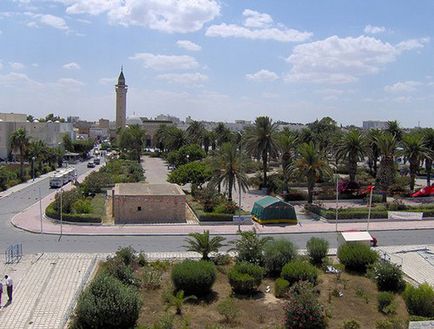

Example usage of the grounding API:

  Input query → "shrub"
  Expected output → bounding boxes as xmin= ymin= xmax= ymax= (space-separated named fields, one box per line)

xmin=274 ymin=278 xmax=290 ymax=298
xmin=231 ymin=229 xmax=272 ymax=266
xmin=377 ymin=291 xmax=394 ymax=314
xmin=263 ymin=239 xmax=297 ymax=276
xmin=403 ymin=283 xmax=434 ymax=317
xmin=342 ymin=320 xmax=361 ymax=329
xmin=306 ymin=237 xmax=329 ymax=266
xmin=369 ymin=261 xmax=405 ymax=292
xmin=171 ymin=260 xmax=216 ymax=296
xmin=284 ymin=281 xmax=326 ymax=329
xmin=103 ymin=257 xmax=137 ymax=286
xmin=73 ymin=274 xmax=140 ymax=329
xmin=281 ymin=260 xmax=318 ymax=286
xmin=71 ymin=199 xmax=92 ymax=214
xmin=217 ymin=297 xmax=239 ymax=324
xmin=114 ymin=246 xmax=137 ymax=266
xmin=142 ymin=267 xmax=163 ymax=290
xmin=375 ymin=319 xmax=405 ymax=329
xmin=228 ymin=262 xmax=264 ymax=295
xmin=337 ymin=243 xmax=378 ymax=273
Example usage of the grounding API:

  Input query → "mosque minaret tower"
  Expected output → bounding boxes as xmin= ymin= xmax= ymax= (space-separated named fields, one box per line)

xmin=115 ymin=67 xmax=127 ymax=130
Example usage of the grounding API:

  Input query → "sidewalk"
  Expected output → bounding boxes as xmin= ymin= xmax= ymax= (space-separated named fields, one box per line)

xmin=0 ymin=171 xmax=55 ymax=199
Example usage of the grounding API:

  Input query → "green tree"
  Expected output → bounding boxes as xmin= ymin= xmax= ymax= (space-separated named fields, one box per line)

xmin=422 ymin=128 xmax=434 ymax=186
xmin=210 ymin=142 xmax=249 ymax=201
xmin=245 ymin=116 xmax=279 ymax=188
xmin=27 ymin=140 xmax=48 ymax=174
xmin=214 ymin=122 xmax=233 ymax=148
xmin=336 ymin=129 xmax=366 ymax=183
xmin=386 ymin=120 xmax=403 ymax=141
xmin=165 ymin=290 xmax=197 ymax=315
xmin=278 ymin=129 xmax=298 ymax=193
xmin=167 ymin=161 xmax=212 ymax=188
xmin=307 ymin=116 xmax=339 ymax=153
xmin=400 ymin=133 xmax=430 ymax=191
xmin=10 ymin=128 xmax=29 ymax=179
xmin=183 ymin=230 xmax=226 ymax=260
xmin=366 ymin=129 xmax=382 ymax=177
xmin=118 ymin=125 xmax=146 ymax=163
xmin=376 ymin=133 xmax=397 ymax=202
xmin=62 ymin=133 xmax=74 ymax=152
xmin=186 ymin=121 xmax=206 ymax=146
xmin=230 ymin=229 xmax=272 ymax=266
xmin=290 ymin=142 xmax=332 ymax=204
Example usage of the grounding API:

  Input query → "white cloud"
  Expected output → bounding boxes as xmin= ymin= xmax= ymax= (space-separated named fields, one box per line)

xmin=285 ymin=35 xmax=428 ymax=84
xmin=206 ymin=23 xmax=312 ymax=43
xmin=156 ymin=73 xmax=208 ymax=84
xmin=61 ymin=0 xmax=220 ymax=33
xmin=246 ymin=69 xmax=279 ymax=82
xmin=56 ymin=78 xmax=85 ymax=89
xmin=9 ymin=62 xmax=25 ymax=70
xmin=396 ymin=37 xmax=430 ymax=51
xmin=384 ymin=81 xmax=422 ymax=93
xmin=39 ymin=14 xmax=69 ymax=30
xmin=99 ymin=77 xmax=116 ymax=85
xmin=364 ymin=25 xmax=386 ymax=34
xmin=129 ymin=53 xmax=199 ymax=71
xmin=0 ymin=72 xmax=40 ymax=86
xmin=206 ymin=9 xmax=312 ymax=42
xmin=243 ymin=9 xmax=273 ymax=28
xmin=176 ymin=40 xmax=202 ymax=52
xmin=63 ymin=62 xmax=81 ymax=70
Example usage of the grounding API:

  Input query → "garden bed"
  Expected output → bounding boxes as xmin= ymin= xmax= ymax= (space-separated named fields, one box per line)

xmin=187 ymin=195 xmax=249 ymax=222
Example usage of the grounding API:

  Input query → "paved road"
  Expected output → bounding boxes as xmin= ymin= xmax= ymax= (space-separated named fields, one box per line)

xmin=1 ymin=159 xmax=434 ymax=254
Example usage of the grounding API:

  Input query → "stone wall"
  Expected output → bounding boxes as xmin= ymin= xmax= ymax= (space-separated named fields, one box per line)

xmin=113 ymin=194 xmax=186 ymax=224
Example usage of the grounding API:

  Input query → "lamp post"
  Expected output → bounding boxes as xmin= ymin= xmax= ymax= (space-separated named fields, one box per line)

xmin=32 ymin=156 xmax=35 ymax=181
xmin=60 ymin=188 xmax=63 ymax=239
xmin=335 ymin=173 xmax=339 ymax=233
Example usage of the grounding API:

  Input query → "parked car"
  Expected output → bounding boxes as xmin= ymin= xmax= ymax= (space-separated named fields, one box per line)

xmin=87 ymin=161 xmax=95 ymax=168
xmin=94 ymin=157 xmax=101 ymax=165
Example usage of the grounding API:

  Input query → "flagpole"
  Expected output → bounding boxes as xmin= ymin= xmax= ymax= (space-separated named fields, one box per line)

xmin=367 ymin=186 xmax=374 ymax=231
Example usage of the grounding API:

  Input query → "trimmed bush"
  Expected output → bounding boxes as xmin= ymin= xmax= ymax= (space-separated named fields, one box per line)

xmin=403 ymin=283 xmax=434 ymax=317
xmin=72 ymin=274 xmax=140 ymax=329
xmin=337 ymin=243 xmax=378 ymax=273
xmin=171 ymin=260 xmax=216 ymax=296
xmin=284 ymin=281 xmax=326 ymax=329
xmin=263 ymin=239 xmax=297 ymax=276
xmin=369 ymin=261 xmax=405 ymax=292
xmin=343 ymin=320 xmax=361 ymax=329
xmin=228 ymin=262 xmax=264 ymax=295
xmin=274 ymin=278 xmax=290 ymax=298
xmin=281 ymin=260 xmax=318 ymax=286
xmin=377 ymin=291 xmax=394 ymax=314
xmin=306 ymin=237 xmax=329 ymax=266
xmin=375 ymin=319 xmax=406 ymax=329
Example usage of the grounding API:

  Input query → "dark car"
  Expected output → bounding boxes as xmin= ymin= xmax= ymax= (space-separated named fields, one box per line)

xmin=87 ymin=161 xmax=95 ymax=168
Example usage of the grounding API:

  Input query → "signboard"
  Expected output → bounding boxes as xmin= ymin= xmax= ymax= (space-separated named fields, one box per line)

xmin=388 ymin=211 xmax=423 ymax=220
xmin=233 ymin=215 xmax=252 ymax=223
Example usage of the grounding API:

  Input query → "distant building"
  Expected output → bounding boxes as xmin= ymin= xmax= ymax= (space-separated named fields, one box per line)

xmin=110 ymin=183 xmax=186 ymax=224
xmin=0 ymin=114 xmax=74 ymax=159
xmin=67 ymin=116 xmax=80 ymax=123
xmin=155 ymin=114 xmax=181 ymax=124
xmin=115 ymin=68 xmax=127 ymax=130
xmin=362 ymin=121 xmax=388 ymax=130
xmin=0 ymin=113 xmax=27 ymax=122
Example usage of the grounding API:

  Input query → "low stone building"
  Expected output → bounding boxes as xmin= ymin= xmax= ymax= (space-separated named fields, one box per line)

xmin=111 ymin=183 xmax=186 ymax=224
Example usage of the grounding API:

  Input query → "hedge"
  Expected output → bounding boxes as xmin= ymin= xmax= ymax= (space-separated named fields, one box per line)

xmin=45 ymin=204 xmax=101 ymax=223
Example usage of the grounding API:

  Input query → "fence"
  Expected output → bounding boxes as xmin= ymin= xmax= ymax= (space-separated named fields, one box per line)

xmin=4 ymin=243 xmax=23 ymax=264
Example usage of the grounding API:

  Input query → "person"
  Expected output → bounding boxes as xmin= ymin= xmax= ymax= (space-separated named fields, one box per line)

xmin=4 ymin=275 xmax=13 ymax=303
xmin=0 ymin=280 xmax=3 ymax=307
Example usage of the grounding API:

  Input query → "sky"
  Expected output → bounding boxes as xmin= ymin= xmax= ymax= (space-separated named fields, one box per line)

xmin=0 ymin=0 xmax=433 ymax=128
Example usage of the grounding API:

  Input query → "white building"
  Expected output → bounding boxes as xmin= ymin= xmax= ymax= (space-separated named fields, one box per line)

xmin=0 ymin=114 xmax=74 ymax=159
xmin=362 ymin=121 xmax=388 ymax=130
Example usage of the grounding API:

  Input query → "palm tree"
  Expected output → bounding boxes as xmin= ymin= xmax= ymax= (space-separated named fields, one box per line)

xmin=366 ymin=129 xmax=382 ymax=177
xmin=183 ymin=230 xmax=226 ymax=260
xmin=422 ymin=128 xmax=434 ymax=186
xmin=386 ymin=121 xmax=403 ymax=141
xmin=165 ymin=290 xmax=197 ymax=315
xmin=290 ymin=142 xmax=332 ymax=204
xmin=400 ymin=134 xmax=430 ymax=191
xmin=214 ymin=123 xmax=233 ymax=147
xmin=10 ymin=128 xmax=29 ymax=179
xmin=186 ymin=121 xmax=205 ymax=146
xmin=376 ymin=133 xmax=397 ymax=202
xmin=210 ymin=142 xmax=249 ymax=201
xmin=336 ymin=129 xmax=366 ymax=183
xmin=27 ymin=140 xmax=48 ymax=174
xmin=245 ymin=116 xmax=279 ymax=188
xmin=278 ymin=129 xmax=298 ymax=194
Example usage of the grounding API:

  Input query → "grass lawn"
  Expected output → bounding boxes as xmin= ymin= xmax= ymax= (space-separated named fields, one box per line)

xmin=90 ymin=193 xmax=107 ymax=221
xmin=134 ymin=262 xmax=409 ymax=329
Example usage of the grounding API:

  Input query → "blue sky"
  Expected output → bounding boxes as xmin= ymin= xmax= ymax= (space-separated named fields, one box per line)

xmin=0 ymin=0 xmax=433 ymax=127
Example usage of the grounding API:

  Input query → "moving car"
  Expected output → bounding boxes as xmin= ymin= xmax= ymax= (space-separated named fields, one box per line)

xmin=87 ymin=161 xmax=95 ymax=168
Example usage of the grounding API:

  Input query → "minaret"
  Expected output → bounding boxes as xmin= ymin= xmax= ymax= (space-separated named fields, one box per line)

xmin=115 ymin=67 xmax=127 ymax=130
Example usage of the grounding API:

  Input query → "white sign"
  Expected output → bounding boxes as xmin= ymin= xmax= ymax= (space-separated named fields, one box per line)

xmin=388 ymin=211 xmax=423 ymax=220
xmin=233 ymin=215 xmax=252 ymax=223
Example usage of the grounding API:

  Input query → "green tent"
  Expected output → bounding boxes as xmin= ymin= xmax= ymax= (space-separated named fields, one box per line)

xmin=251 ymin=196 xmax=297 ymax=224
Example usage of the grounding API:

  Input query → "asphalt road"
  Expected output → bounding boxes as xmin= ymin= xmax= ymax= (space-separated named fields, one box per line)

xmin=0 ymin=162 xmax=433 ymax=254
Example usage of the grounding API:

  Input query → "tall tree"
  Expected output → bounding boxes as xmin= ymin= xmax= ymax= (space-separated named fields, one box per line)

xmin=400 ymin=133 xmax=430 ymax=191
xmin=386 ymin=120 xmax=403 ymax=141
xmin=290 ymin=142 xmax=332 ymax=204
xmin=186 ymin=121 xmax=206 ymax=146
xmin=422 ymin=128 xmax=434 ymax=186
xmin=278 ymin=129 xmax=298 ymax=194
xmin=214 ymin=123 xmax=233 ymax=147
xmin=245 ymin=116 xmax=279 ymax=188
xmin=118 ymin=125 xmax=146 ymax=163
xmin=336 ymin=129 xmax=366 ymax=183
xmin=376 ymin=133 xmax=397 ymax=202
xmin=366 ymin=129 xmax=382 ymax=177
xmin=211 ymin=142 xmax=249 ymax=201
xmin=307 ymin=117 xmax=339 ymax=152
xmin=10 ymin=128 xmax=29 ymax=179
xmin=27 ymin=140 xmax=48 ymax=173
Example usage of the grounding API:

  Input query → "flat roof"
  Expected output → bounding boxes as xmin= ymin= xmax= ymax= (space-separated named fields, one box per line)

xmin=340 ymin=231 xmax=373 ymax=241
xmin=114 ymin=183 xmax=184 ymax=196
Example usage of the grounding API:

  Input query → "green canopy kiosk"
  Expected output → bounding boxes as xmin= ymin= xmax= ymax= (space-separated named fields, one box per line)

xmin=251 ymin=196 xmax=297 ymax=224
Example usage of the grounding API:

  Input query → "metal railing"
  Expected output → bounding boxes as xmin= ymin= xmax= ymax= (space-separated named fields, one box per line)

xmin=4 ymin=243 xmax=23 ymax=264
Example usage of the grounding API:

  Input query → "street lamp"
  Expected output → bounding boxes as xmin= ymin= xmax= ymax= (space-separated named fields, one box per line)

xmin=32 ymin=156 xmax=35 ymax=181
xmin=59 ymin=188 xmax=63 ymax=239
